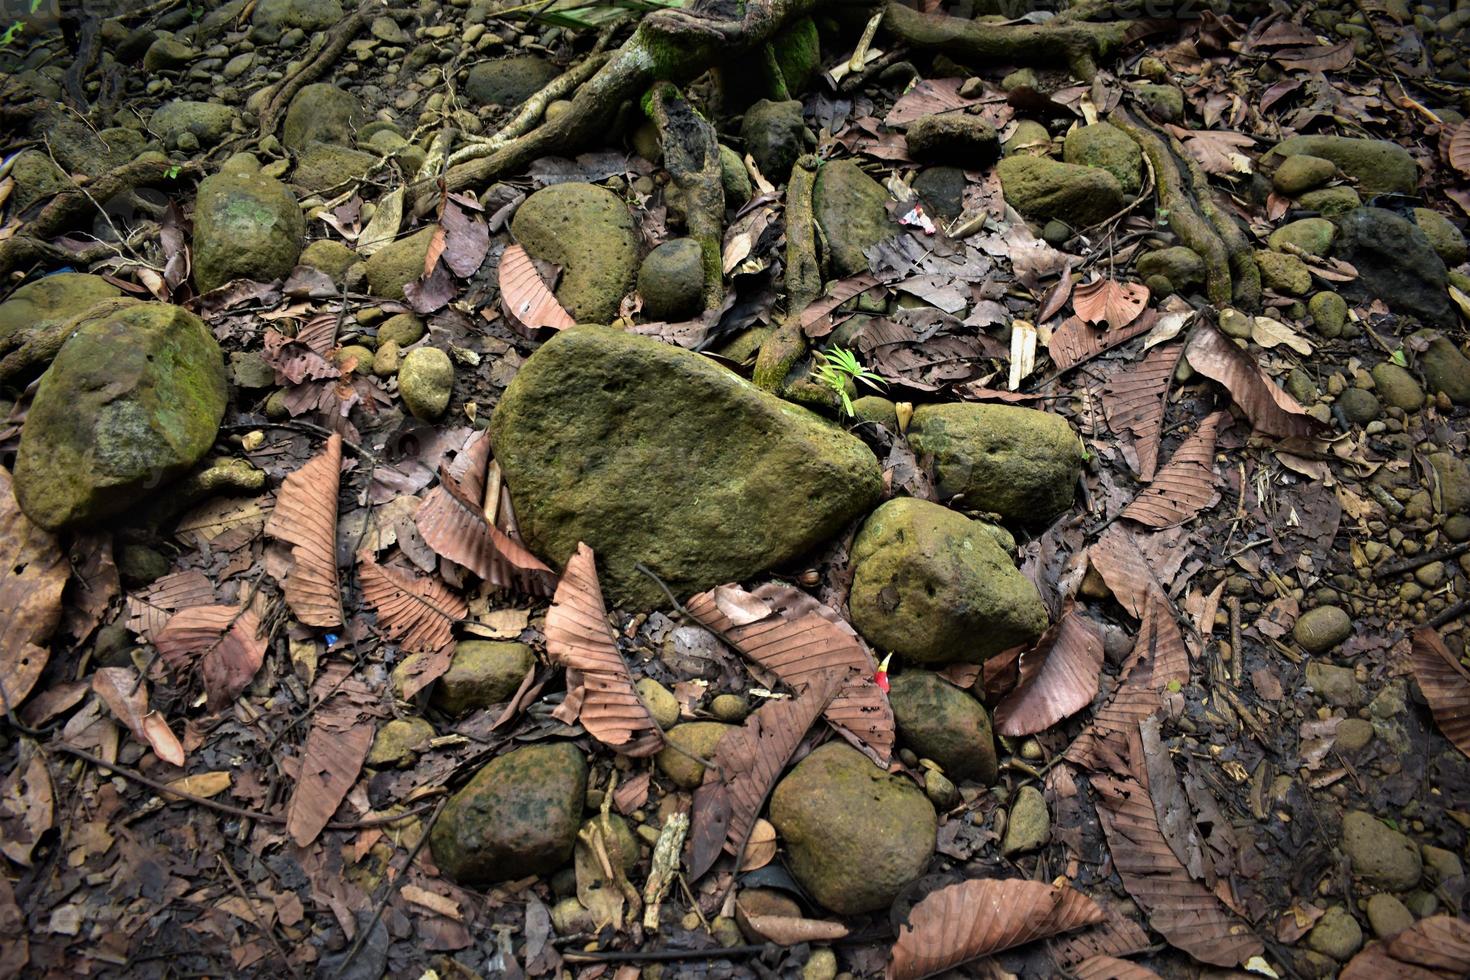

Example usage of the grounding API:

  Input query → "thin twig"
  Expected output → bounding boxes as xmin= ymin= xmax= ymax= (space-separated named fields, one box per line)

xmin=1372 ymin=541 xmax=1470 ymax=580
xmin=218 ymin=852 xmax=303 ymax=980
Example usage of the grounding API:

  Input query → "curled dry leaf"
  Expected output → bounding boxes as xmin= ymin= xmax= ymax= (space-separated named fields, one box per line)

xmin=887 ymin=879 xmax=1105 ymax=980
xmin=1408 ymin=626 xmax=1470 ymax=760
xmin=1049 ymin=310 xmax=1157 ymax=373
xmin=800 ymin=272 xmax=881 ymax=338
xmin=125 ymin=568 xmax=216 ymax=643
xmin=264 ymin=433 xmax=343 ymax=627
xmin=1340 ymin=915 xmax=1470 ymax=979
xmin=544 ymin=543 xmax=663 ymax=757
xmin=358 ymin=557 xmax=468 ymax=699
xmin=736 ymin=908 xmax=850 ymax=946
xmin=500 ymin=243 xmax=575 ymax=335
xmin=153 ymin=604 xmax=267 ymax=711
xmin=92 ymin=666 xmax=186 ymax=767
xmin=740 ymin=818 xmax=778 ymax=871
xmin=1121 ymin=410 xmax=1228 ymax=529
xmin=415 ymin=430 xmax=557 ymax=597
xmin=0 ymin=738 xmax=53 ymax=866
xmin=1185 ymin=323 xmax=1317 ymax=439
xmin=1073 ymin=956 xmax=1162 ymax=980
xmin=685 ymin=583 xmax=895 ymax=765
xmin=1101 ymin=342 xmax=1182 ymax=481
xmin=0 ymin=465 xmax=68 ymax=710
xmin=993 ymin=603 xmax=1105 ymax=736
xmin=1072 ymin=277 xmax=1149 ymax=329
xmin=285 ymin=662 xmax=379 ymax=846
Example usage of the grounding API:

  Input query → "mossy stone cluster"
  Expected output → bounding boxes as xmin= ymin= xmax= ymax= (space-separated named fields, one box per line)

xmin=1062 ymin=123 xmax=1143 ymax=196
xmin=1265 ymin=135 xmax=1418 ymax=196
xmin=995 ymin=155 xmax=1124 ymax=227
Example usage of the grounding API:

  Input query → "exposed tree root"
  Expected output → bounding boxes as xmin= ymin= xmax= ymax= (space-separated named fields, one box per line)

xmin=650 ymin=83 xmax=724 ymax=311
xmin=880 ymin=2 xmax=1130 ymax=81
xmin=255 ymin=3 xmax=371 ymax=137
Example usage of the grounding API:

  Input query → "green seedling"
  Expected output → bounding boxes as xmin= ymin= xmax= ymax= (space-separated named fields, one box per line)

xmin=813 ymin=345 xmax=885 ymax=417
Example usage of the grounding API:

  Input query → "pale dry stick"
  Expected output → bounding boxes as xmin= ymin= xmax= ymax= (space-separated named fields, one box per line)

xmin=641 ymin=810 xmax=689 ymax=930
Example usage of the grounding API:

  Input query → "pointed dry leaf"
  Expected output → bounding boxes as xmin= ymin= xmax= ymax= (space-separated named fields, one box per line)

xmin=1451 ymin=121 xmax=1470 ymax=177
xmin=887 ymin=879 xmax=1105 ymax=980
xmin=544 ymin=543 xmax=663 ymax=757
xmin=500 ymin=243 xmax=575 ymax=334
xmin=1121 ymin=410 xmax=1228 ymax=529
xmin=1049 ymin=310 xmax=1158 ymax=372
xmin=739 ymin=818 xmax=778 ymax=871
xmin=1409 ymin=626 xmax=1470 ymax=760
xmin=1384 ymin=915 xmax=1470 ymax=974
xmin=1086 ymin=524 xmax=1162 ymax=619
xmin=1073 ymin=956 xmax=1162 ymax=980
xmin=800 ymin=272 xmax=881 ymax=338
xmin=0 ymin=465 xmax=68 ymax=710
xmin=285 ymin=664 xmax=377 ymax=846
xmin=994 ymin=604 xmax=1105 ymax=736
xmin=163 ymin=771 xmax=232 ymax=800
xmin=125 ymin=568 xmax=216 ymax=643
xmin=1250 ymin=315 xmax=1313 ymax=355
xmin=0 ymin=738 xmax=53 ymax=866
xmin=264 ymin=433 xmax=343 ymax=627
xmin=685 ymin=583 xmax=895 ymax=765
xmin=737 ymin=910 xmax=850 ymax=945
xmin=92 ymin=666 xmax=186 ymax=767
xmin=1185 ymin=323 xmax=1317 ymax=439
xmin=1101 ymin=342 xmax=1182 ymax=481
xmin=1047 ymin=911 xmax=1154 ymax=969
xmin=359 ymin=558 xmax=467 ymax=699
xmin=153 ymin=604 xmax=267 ymax=711
xmin=1072 ymin=277 xmax=1149 ymax=329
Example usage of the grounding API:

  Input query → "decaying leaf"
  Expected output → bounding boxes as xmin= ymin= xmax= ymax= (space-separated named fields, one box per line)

xmin=736 ymin=908 xmax=849 ymax=945
xmin=544 ymin=543 xmax=663 ymax=757
xmin=1086 ymin=524 xmax=1162 ymax=619
xmin=739 ymin=818 xmax=778 ymax=871
xmin=685 ymin=583 xmax=895 ymax=765
xmin=124 ymin=569 xmax=217 ymax=643
xmin=92 ymin=666 xmax=186 ymax=767
xmin=163 ymin=771 xmax=233 ymax=800
xmin=0 ymin=738 xmax=53 ymax=866
xmin=994 ymin=603 xmax=1105 ymax=736
xmin=500 ymin=243 xmax=575 ymax=334
xmin=415 ymin=430 xmax=557 ymax=597
xmin=0 ymin=466 xmax=68 ymax=712
xmin=1072 ymin=277 xmax=1149 ymax=329
xmin=1451 ymin=120 xmax=1470 ymax=177
xmin=1121 ymin=410 xmax=1228 ymax=529
xmin=887 ymin=878 xmax=1105 ymax=980
xmin=1250 ymin=315 xmax=1312 ymax=355
xmin=1340 ymin=915 xmax=1470 ymax=978
xmin=153 ymin=604 xmax=268 ymax=711
xmin=1185 ymin=323 xmax=1317 ymax=439
xmin=1073 ymin=956 xmax=1162 ymax=980
xmin=358 ymin=558 xmax=468 ymax=698
xmin=1409 ymin=626 xmax=1470 ymax=760
xmin=264 ymin=433 xmax=343 ymax=627
xmin=1049 ymin=311 xmax=1158 ymax=372
xmin=285 ymin=662 xmax=378 ymax=846
xmin=1047 ymin=910 xmax=1154 ymax=969
xmin=1101 ymin=341 xmax=1182 ymax=481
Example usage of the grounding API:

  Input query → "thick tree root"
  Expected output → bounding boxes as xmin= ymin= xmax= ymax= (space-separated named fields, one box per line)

xmin=650 ymin=83 xmax=724 ymax=311
xmin=255 ymin=3 xmax=370 ymax=136
xmin=881 ymin=3 xmax=1130 ymax=81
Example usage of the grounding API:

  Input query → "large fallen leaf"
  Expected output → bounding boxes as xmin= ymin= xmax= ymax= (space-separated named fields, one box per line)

xmin=994 ymin=604 xmax=1104 ymax=736
xmin=685 ymin=583 xmax=895 ymax=765
xmin=358 ymin=558 xmax=467 ymax=699
xmin=1121 ymin=410 xmax=1228 ymax=528
xmin=1073 ymin=956 xmax=1162 ymax=979
xmin=415 ymin=430 xmax=557 ymax=597
xmin=0 ymin=465 xmax=68 ymax=710
xmin=264 ymin=433 xmax=343 ymax=627
xmin=1093 ymin=767 xmax=1263 ymax=967
xmin=125 ymin=569 xmax=216 ymax=643
xmin=1273 ymin=39 xmax=1354 ymax=71
xmin=887 ymin=879 xmax=1105 ymax=980
xmin=1451 ymin=120 xmax=1470 ymax=178
xmin=1341 ymin=915 xmax=1470 ymax=978
xmin=687 ymin=671 xmax=844 ymax=880
xmin=285 ymin=662 xmax=378 ymax=846
xmin=500 ymin=243 xmax=575 ymax=334
xmin=92 ymin=666 xmax=186 ymax=767
xmin=1072 ymin=277 xmax=1149 ymax=329
xmin=1174 ymin=129 xmax=1255 ymax=176
xmin=1250 ymin=314 xmax=1312 ymax=355
xmin=1049 ymin=310 xmax=1157 ymax=373
xmin=1409 ymin=626 xmax=1470 ymax=760
xmin=1185 ymin=323 xmax=1317 ymax=439
xmin=0 ymin=738 xmax=53 ymax=865
xmin=153 ymin=604 xmax=268 ymax=711
xmin=544 ymin=543 xmax=663 ymax=757
xmin=1047 ymin=910 xmax=1153 ymax=969
xmin=1086 ymin=524 xmax=1162 ymax=619
xmin=1101 ymin=342 xmax=1181 ymax=481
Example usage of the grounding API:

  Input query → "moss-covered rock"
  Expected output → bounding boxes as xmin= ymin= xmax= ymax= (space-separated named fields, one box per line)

xmin=292 ymin=141 xmax=378 ymax=191
xmin=1341 ymin=810 xmax=1422 ymax=891
xmin=887 ymin=670 xmax=998 ymax=782
xmin=511 ymin=183 xmax=639 ymax=322
xmin=656 ymin=721 xmax=731 ymax=789
xmin=1306 ymin=905 xmax=1363 ymax=961
xmin=904 ymin=113 xmax=1000 ymax=167
xmin=1431 ymin=452 xmax=1470 ymax=514
xmin=1003 ymin=120 xmax=1052 ymax=157
xmin=8 ymin=150 xmax=71 ymax=212
xmin=850 ymin=499 xmax=1047 ymax=666
xmin=398 ymin=347 xmax=454 ymax=421
xmin=1137 ymin=246 xmax=1204 ymax=292
xmin=0 ymin=273 xmax=121 ymax=362
xmin=298 ymin=239 xmax=358 ymax=279
xmin=1272 ymin=154 xmax=1337 ymax=195
xmin=150 ymin=100 xmax=237 ymax=149
xmin=367 ymin=717 xmax=435 ymax=768
xmin=913 ymin=166 xmax=967 ymax=222
xmin=193 ymin=172 xmax=305 ymax=292
xmin=281 ymin=82 xmax=364 ymax=150
xmin=1256 ymin=250 xmax=1312 ymax=295
xmin=488 ymin=326 xmax=882 ymax=607
xmin=465 ymin=55 xmax=559 ymax=107
xmin=1308 ymin=291 xmax=1348 ymax=337
xmin=851 ymin=395 xmax=899 ymax=429
xmin=1293 ymin=605 xmax=1351 ymax=653
xmin=1297 ymin=185 xmax=1361 ymax=218
xmin=1266 ymin=135 xmax=1418 ymax=196
xmin=377 ymin=312 xmax=427 ymax=348
xmin=431 ymin=641 xmax=535 ymax=716
xmin=14 ymin=301 xmax=227 ymax=529
xmin=638 ymin=238 xmax=705 ymax=320
xmin=814 ymin=159 xmax=892 ymax=278
xmin=769 ymin=743 xmax=936 ymax=914
xmin=741 ymin=99 xmax=809 ymax=184
xmin=1269 ymin=217 xmax=1335 ymax=256
xmin=1412 ymin=208 xmax=1468 ymax=266
xmin=1371 ymin=362 xmax=1425 ymax=411
xmin=906 ymin=403 xmax=1081 ymax=525
xmin=996 ymin=155 xmax=1123 ymax=227
xmin=719 ymin=144 xmax=752 ymax=206
xmin=252 ymin=0 xmax=343 ymax=41
xmin=1334 ymin=208 xmax=1453 ymax=329
xmin=430 ymin=742 xmax=587 ymax=885
xmin=1135 ymin=83 xmax=1184 ymax=122
xmin=636 ymin=677 xmax=679 ymax=729
xmin=1002 ymin=785 xmax=1050 ymax=855
xmin=364 ymin=226 xmax=435 ymax=300
xmin=771 ymin=16 xmax=821 ymax=94
xmin=1415 ymin=330 xmax=1470 ymax=404
xmin=1062 ymin=123 xmax=1142 ymax=196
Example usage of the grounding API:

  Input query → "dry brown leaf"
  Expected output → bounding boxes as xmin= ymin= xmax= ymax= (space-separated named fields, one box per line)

xmin=153 ymin=604 xmax=268 ymax=712
xmin=801 ymin=272 xmax=882 ymax=338
xmin=0 ymin=738 xmax=53 ymax=866
xmin=737 ymin=909 xmax=850 ymax=946
xmin=125 ymin=568 xmax=216 ymax=643
xmin=544 ymin=543 xmax=663 ymax=757
xmin=1101 ymin=342 xmax=1181 ymax=481
xmin=687 ymin=671 xmax=844 ymax=880
xmin=0 ymin=465 xmax=68 ymax=710
xmin=1049 ymin=310 xmax=1158 ymax=373
xmin=740 ymin=818 xmax=778 ymax=871
xmin=415 ymin=431 xmax=557 ymax=597
xmin=1086 ymin=525 xmax=1162 ymax=619
xmin=358 ymin=558 xmax=467 ymax=699
xmin=994 ymin=604 xmax=1104 ymax=736
xmin=500 ymin=243 xmax=575 ymax=334
xmin=1093 ymin=767 xmax=1263 ymax=967
xmin=163 ymin=771 xmax=232 ymax=800
xmin=1359 ymin=915 xmax=1470 ymax=977
xmin=92 ymin=666 xmax=186 ymax=767
xmin=1073 ymin=956 xmax=1162 ymax=979
xmin=1273 ymin=39 xmax=1355 ymax=71
xmin=264 ymin=433 xmax=343 ymax=627
xmin=1072 ymin=277 xmax=1149 ymax=329
xmin=1409 ymin=626 xmax=1470 ymax=760
xmin=1047 ymin=911 xmax=1154 ymax=969
xmin=1121 ymin=410 xmax=1228 ymax=529
xmin=285 ymin=663 xmax=378 ymax=846
xmin=1451 ymin=121 xmax=1470 ymax=177
xmin=1185 ymin=323 xmax=1317 ymax=439
xmin=685 ymin=583 xmax=895 ymax=765
xmin=887 ymin=879 xmax=1105 ymax=980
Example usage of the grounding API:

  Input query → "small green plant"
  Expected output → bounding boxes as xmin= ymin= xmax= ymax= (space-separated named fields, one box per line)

xmin=813 ymin=346 xmax=885 ymax=417
xmin=165 ymin=164 xmax=182 ymax=179
xmin=0 ymin=22 xmax=23 ymax=47
xmin=1391 ymin=347 xmax=1408 ymax=367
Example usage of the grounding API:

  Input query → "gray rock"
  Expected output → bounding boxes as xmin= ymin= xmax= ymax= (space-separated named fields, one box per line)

xmin=1137 ymin=246 xmax=1205 ymax=292
xmin=1430 ymin=452 xmax=1470 ymax=513
xmin=281 ymin=83 xmax=364 ymax=150
xmin=813 ymin=159 xmax=892 ymax=277
xmin=1306 ymin=662 xmax=1362 ymax=707
xmin=252 ymin=0 xmax=343 ymax=42
xmin=1002 ymin=785 xmax=1050 ymax=855
xmin=150 ymin=100 xmax=237 ymax=148
xmin=1273 ymin=154 xmax=1337 ymax=195
xmin=192 ymin=172 xmax=305 ymax=292
xmin=291 ymin=141 xmax=378 ymax=191
xmin=913 ymin=166 xmax=967 ymax=221
xmin=904 ymin=113 xmax=999 ymax=167
xmin=142 ymin=37 xmax=196 ymax=72
xmin=510 ymin=183 xmax=639 ymax=322
xmin=1306 ymin=906 xmax=1363 ymax=961
xmin=431 ymin=641 xmax=535 ymax=716
xmin=1371 ymin=362 xmax=1424 ymax=411
xmin=488 ymin=326 xmax=882 ymax=608
xmin=887 ymin=669 xmax=998 ymax=782
xmin=1342 ymin=810 xmax=1422 ymax=891
xmin=996 ymin=155 xmax=1124 ymax=227
xmin=1414 ymin=331 xmax=1470 ymax=405
xmin=1293 ymin=605 xmax=1352 ymax=653
xmin=740 ymin=99 xmax=808 ymax=182
xmin=465 ymin=55 xmax=559 ymax=107
xmin=1365 ymin=893 xmax=1413 ymax=939
xmin=638 ymin=238 xmax=706 ymax=320
xmin=398 ymin=347 xmax=453 ymax=421
xmin=1062 ymin=123 xmax=1143 ymax=196
xmin=1336 ymin=718 xmax=1375 ymax=752
xmin=1333 ymin=208 xmax=1452 ymax=328
xmin=1336 ymin=387 xmax=1380 ymax=424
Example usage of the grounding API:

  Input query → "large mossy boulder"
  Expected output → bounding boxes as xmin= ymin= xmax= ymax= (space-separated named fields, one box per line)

xmin=1332 ymin=208 xmax=1453 ymax=329
xmin=1265 ymin=135 xmax=1418 ymax=196
xmin=192 ymin=172 xmax=306 ymax=292
xmin=769 ymin=743 xmax=936 ymax=914
xmin=430 ymin=742 xmax=587 ymax=885
xmin=489 ymin=326 xmax=882 ymax=608
xmin=741 ymin=99 xmax=809 ymax=183
xmin=281 ymin=83 xmax=364 ymax=150
xmin=464 ymin=55 xmax=559 ymax=107
xmin=0 ymin=273 xmax=121 ymax=359
xmin=150 ymin=100 xmax=238 ymax=149
xmin=996 ymin=155 xmax=1123 ymax=227
xmin=510 ymin=183 xmax=639 ymax=322
xmin=14 ymin=301 xmax=228 ymax=530
xmin=887 ymin=670 xmax=998 ymax=783
xmin=9 ymin=150 xmax=71 ymax=212
xmin=252 ymin=0 xmax=343 ymax=42
xmin=848 ymin=498 xmax=1048 ymax=666
xmin=1062 ymin=123 xmax=1143 ymax=196
xmin=814 ymin=159 xmax=892 ymax=277
xmin=906 ymin=403 xmax=1082 ymax=525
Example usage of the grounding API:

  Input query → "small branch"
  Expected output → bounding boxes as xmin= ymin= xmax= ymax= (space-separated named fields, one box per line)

xmin=1372 ymin=541 xmax=1470 ymax=580
xmin=256 ymin=4 xmax=371 ymax=137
